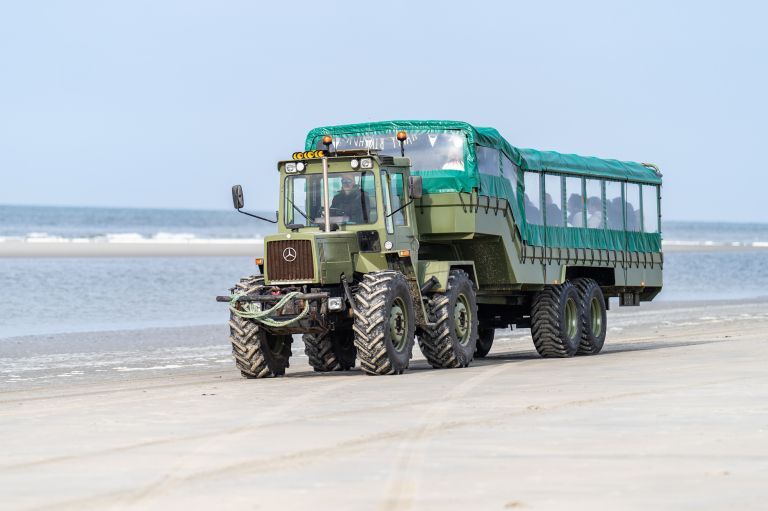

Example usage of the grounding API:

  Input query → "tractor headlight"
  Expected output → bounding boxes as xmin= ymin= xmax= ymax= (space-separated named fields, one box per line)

xmin=360 ymin=158 xmax=373 ymax=169
xmin=328 ymin=297 xmax=343 ymax=311
xmin=296 ymin=162 xmax=305 ymax=172
xmin=285 ymin=162 xmax=297 ymax=173
xmin=350 ymin=159 xmax=359 ymax=169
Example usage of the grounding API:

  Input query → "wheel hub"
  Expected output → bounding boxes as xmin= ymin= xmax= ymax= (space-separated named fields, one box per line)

xmin=454 ymin=294 xmax=472 ymax=346
xmin=590 ymin=297 xmax=603 ymax=336
xmin=565 ymin=298 xmax=578 ymax=339
xmin=389 ymin=299 xmax=408 ymax=351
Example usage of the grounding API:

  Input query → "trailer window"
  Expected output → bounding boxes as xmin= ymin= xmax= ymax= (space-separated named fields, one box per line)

xmin=565 ymin=176 xmax=584 ymax=228
xmin=585 ymin=179 xmax=604 ymax=229
xmin=605 ymin=181 xmax=623 ymax=230
xmin=642 ymin=185 xmax=659 ymax=233
xmin=625 ymin=183 xmax=641 ymax=232
xmin=477 ymin=146 xmax=500 ymax=176
xmin=523 ymin=172 xmax=542 ymax=225
xmin=317 ymin=131 xmax=466 ymax=172
xmin=544 ymin=174 xmax=564 ymax=227
xmin=502 ymin=155 xmax=519 ymax=206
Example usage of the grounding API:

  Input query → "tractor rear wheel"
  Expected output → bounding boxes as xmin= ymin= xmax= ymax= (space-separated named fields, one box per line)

xmin=352 ymin=271 xmax=415 ymax=375
xmin=531 ymin=281 xmax=582 ymax=358
xmin=475 ymin=325 xmax=495 ymax=358
xmin=303 ymin=329 xmax=357 ymax=371
xmin=574 ymin=278 xmax=607 ymax=355
xmin=418 ymin=270 xmax=479 ymax=368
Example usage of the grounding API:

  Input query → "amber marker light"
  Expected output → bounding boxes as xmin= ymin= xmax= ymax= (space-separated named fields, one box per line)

xmin=398 ymin=250 xmax=410 ymax=258
xmin=322 ymin=135 xmax=333 ymax=145
xmin=396 ymin=131 xmax=408 ymax=156
xmin=255 ymin=258 xmax=264 ymax=265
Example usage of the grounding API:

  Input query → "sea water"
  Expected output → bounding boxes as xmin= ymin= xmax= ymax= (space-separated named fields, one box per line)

xmin=2 ymin=205 xmax=768 ymax=338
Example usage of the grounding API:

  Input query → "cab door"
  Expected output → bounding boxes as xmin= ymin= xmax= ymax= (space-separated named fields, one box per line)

xmin=381 ymin=168 xmax=418 ymax=256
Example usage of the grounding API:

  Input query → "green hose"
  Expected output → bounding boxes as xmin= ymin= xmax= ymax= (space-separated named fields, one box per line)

xmin=228 ymin=291 xmax=311 ymax=328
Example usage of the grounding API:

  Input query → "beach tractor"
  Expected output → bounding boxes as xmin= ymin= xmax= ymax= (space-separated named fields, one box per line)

xmin=217 ymin=121 xmax=663 ymax=378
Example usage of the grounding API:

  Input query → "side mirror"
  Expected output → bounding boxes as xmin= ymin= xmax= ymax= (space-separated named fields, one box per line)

xmin=408 ymin=175 xmax=423 ymax=199
xmin=232 ymin=185 xmax=244 ymax=210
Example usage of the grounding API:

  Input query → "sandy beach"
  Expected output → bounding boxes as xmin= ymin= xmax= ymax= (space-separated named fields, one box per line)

xmin=1 ymin=298 xmax=766 ymax=510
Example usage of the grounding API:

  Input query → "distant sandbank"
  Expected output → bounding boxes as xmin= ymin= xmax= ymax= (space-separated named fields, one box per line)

xmin=0 ymin=239 xmax=264 ymax=257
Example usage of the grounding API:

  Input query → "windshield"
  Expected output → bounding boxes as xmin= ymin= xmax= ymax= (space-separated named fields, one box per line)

xmin=284 ymin=172 xmax=378 ymax=228
xmin=314 ymin=131 xmax=466 ymax=171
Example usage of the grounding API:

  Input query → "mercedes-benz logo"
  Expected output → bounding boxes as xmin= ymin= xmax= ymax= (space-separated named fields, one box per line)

xmin=282 ymin=247 xmax=297 ymax=262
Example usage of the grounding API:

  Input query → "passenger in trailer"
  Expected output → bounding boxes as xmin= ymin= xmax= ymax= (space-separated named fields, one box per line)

xmin=587 ymin=196 xmax=604 ymax=228
xmin=524 ymin=194 xmax=542 ymax=224
xmin=545 ymin=193 xmax=563 ymax=227
xmin=567 ymin=193 xmax=584 ymax=227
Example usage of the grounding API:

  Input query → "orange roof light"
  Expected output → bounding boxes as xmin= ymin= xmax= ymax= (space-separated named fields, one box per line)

xmin=255 ymin=258 xmax=264 ymax=265
xmin=322 ymin=135 xmax=333 ymax=145
xmin=396 ymin=131 xmax=407 ymax=142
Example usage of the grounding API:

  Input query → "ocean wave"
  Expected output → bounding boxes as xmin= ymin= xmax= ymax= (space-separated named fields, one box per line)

xmin=662 ymin=240 xmax=759 ymax=247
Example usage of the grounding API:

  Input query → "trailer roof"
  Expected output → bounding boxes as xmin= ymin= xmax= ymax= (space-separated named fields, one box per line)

xmin=305 ymin=120 xmax=662 ymax=185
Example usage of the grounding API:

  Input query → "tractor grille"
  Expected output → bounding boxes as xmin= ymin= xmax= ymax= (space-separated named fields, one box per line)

xmin=266 ymin=240 xmax=314 ymax=281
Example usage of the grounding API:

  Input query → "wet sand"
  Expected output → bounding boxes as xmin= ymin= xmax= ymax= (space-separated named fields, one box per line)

xmin=1 ymin=299 xmax=767 ymax=510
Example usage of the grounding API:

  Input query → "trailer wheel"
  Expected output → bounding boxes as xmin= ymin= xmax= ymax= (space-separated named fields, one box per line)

xmin=303 ymin=329 xmax=357 ymax=371
xmin=352 ymin=271 xmax=415 ymax=375
xmin=531 ymin=281 xmax=582 ymax=358
xmin=574 ymin=278 xmax=607 ymax=355
xmin=228 ymin=276 xmax=292 ymax=378
xmin=418 ymin=270 xmax=479 ymax=368
xmin=475 ymin=326 xmax=495 ymax=358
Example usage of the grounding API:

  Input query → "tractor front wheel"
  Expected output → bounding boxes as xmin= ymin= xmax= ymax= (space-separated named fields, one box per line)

xmin=352 ymin=271 xmax=415 ymax=375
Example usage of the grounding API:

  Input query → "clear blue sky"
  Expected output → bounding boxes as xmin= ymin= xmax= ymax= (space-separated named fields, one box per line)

xmin=1 ymin=1 xmax=765 ymax=222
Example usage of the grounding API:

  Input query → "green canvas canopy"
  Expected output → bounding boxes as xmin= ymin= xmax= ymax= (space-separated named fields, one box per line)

xmin=305 ymin=120 xmax=662 ymax=252
xmin=305 ymin=120 xmax=661 ymax=186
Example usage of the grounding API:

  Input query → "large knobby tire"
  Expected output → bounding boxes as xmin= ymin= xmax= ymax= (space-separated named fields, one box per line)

xmin=475 ymin=326 xmax=495 ymax=358
xmin=303 ymin=329 xmax=357 ymax=372
xmin=574 ymin=278 xmax=607 ymax=355
xmin=531 ymin=281 xmax=582 ymax=358
xmin=352 ymin=271 xmax=415 ymax=375
xmin=418 ymin=270 xmax=479 ymax=368
xmin=228 ymin=276 xmax=292 ymax=378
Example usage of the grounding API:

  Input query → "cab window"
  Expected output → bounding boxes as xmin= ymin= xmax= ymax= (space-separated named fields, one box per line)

xmin=385 ymin=170 xmax=407 ymax=227
xmin=284 ymin=172 xmax=377 ymax=228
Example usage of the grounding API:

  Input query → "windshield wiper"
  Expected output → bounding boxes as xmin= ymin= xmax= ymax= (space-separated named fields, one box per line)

xmin=286 ymin=198 xmax=308 ymax=220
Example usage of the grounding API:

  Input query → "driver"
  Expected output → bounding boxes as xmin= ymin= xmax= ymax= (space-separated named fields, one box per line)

xmin=330 ymin=174 xmax=370 ymax=223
